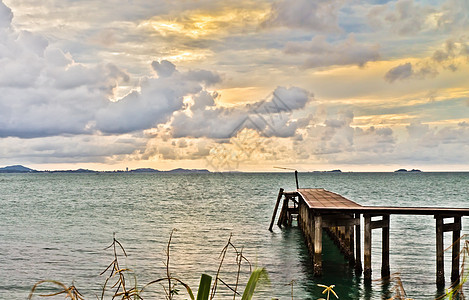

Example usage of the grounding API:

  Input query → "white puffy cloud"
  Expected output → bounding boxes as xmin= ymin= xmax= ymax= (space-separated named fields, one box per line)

xmin=170 ymin=86 xmax=312 ymax=139
xmin=0 ymin=7 xmax=220 ymax=138
xmin=0 ymin=0 xmax=12 ymax=28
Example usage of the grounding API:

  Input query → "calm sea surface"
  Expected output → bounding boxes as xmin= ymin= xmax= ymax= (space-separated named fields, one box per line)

xmin=1 ymin=172 xmax=468 ymax=299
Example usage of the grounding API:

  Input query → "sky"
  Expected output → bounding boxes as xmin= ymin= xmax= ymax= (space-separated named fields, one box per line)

xmin=0 ymin=0 xmax=468 ymax=172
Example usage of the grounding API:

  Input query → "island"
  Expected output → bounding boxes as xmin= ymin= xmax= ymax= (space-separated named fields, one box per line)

xmin=394 ymin=169 xmax=422 ymax=173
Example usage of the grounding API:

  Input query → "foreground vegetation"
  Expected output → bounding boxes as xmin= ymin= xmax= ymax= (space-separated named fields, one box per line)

xmin=29 ymin=232 xmax=469 ymax=300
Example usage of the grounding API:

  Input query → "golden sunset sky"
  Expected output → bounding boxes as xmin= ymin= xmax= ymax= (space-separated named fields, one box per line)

xmin=0 ymin=0 xmax=468 ymax=171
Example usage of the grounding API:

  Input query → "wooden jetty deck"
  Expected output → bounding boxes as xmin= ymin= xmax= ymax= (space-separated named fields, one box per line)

xmin=269 ymin=188 xmax=469 ymax=287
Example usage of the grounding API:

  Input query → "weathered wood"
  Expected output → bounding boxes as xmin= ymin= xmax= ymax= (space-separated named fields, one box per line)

xmin=314 ymin=215 xmax=322 ymax=276
xmin=355 ymin=213 xmax=362 ymax=274
xmin=371 ymin=219 xmax=389 ymax=229
xmin=451 ymin=216 xmax=461 ymax=284
xmin=322 ymin=217 xmax=360 ymax=228
xmin=443 ymin=222 xmax=462 ymax=232
xmin=381 ymin=215 xmax=390 ymax=278
xmin=286 ymin=188 xmax=469 ymax=286
xmin=295 ymin=170 xmax=299 ymax=189
xmin=436 ymin=216 xmax=444 ymax=287
xmin=269 ymin=188 xmax=284 ymax=231
xmin=364 ymin=214 xmax=372 ymax=282
xmin=277 ymin=197 xmax=289 ymax=227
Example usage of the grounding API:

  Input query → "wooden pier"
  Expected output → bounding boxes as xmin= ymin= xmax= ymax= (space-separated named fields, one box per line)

xmin=269 ymin=188 xmax=469 ymax=287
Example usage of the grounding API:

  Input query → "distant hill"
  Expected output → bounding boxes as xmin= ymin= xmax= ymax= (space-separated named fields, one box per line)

xmin=0 ymin=165 xmax=210 ymax=174
xmin=129 ymin=168 xmax=210 ymax=174
xmin=0 ymin=165 xmax=36 ymax=173
xmin=165 ymin=168 xmax=210 ymax=174
xmin=130 ymin=168 xmax=162 ymax=173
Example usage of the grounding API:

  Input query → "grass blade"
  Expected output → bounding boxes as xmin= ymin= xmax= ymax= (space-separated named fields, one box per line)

xmin=197 ymin=274 xmax=212 ymax=300
xmin=241 ymin=268 xmax=268 ymax=300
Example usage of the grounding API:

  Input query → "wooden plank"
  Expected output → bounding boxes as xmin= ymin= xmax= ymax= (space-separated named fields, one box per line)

xmin=322 ymin=217 xmax=360 ymax=227
xmin=297 ymin=188 xmax=469 ymax=216
xmin=277 ymin=197 xmax=289 ymax=227
xmin=269 ymin=188 xmax=284 ymax=231
xmin=443 ymin=222 xmax=462 ymax=232
xmin=371 ymin=219 xmax=389 ymax=229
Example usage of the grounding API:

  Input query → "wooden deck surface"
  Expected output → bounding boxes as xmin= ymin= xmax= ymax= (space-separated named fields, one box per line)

xmin=297 ymin=188 xmax=362 ymax=208
xmin=297 ymin=188 xmax=469 ymax=216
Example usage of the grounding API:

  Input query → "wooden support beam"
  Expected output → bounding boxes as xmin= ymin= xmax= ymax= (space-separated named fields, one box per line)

xmin=322 ymin=217 xmax=360 ymax=228
xmin=314 ymin=215 xmax=323 ymax=276
xmin=371 ymin=218 xmax=390 ymax=229
xmin=269 ymin=188 xmax=284 ymax=231
xmin=277 ymin=197 xmax=289 ymax=227
xmin=451 ymin=216 xmax=461 ymax=284
xmin=381 ymin=215 xmax=390 ymax=278
xmin=436 ymin=216 xmax=445 ymax=287
xmin=443 ymin=222 xmax=462 ymax=232
xmin=355 ymin=213 xmax=362 ymax=274
xmin=364 ymin=214 xmax=372 ymax=282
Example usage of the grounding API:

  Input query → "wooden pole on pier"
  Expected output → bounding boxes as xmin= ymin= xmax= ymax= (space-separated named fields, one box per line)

xmin=451 ymin=216 xmax=461 ymax=284
xmin=355 ymin=213 xmax=362 ymax=274
xmin=269 ymin=188 xmax=284 ymax=231
xmin=381 ymin=215 xmax=390 ymax=278
xmin=364 ymin=214 xmax=372 ymax=282
xmin=436 ymin=216 xmax=445 ymax=287
xmin=295 ymin=170 xmax=299 ymax=189
xmin=314 ymin=215 xmax=323 ymax=276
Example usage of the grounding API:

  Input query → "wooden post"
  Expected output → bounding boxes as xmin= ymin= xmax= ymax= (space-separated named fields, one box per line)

xmin=295 ymin=170 xmax=299 ymax=189
xmin=314 ymin=214 xmax=323 ymax=276
xmin=277 ymin=197 xmax=289 ymax=226
xmin=355 ymin=214 xmax=362 ymax=274
xmin=381 ymin=215 xmax=390 ymax=278
xmin=364 ymin=214 xmax=372 ymax=282
xmin=451 ymin=216 xmax=461 ymax=284
xmin=436 ymin=216 xmax=444 ymax=287
xmin=345 ymin=225 xmax=354 ymax=264
xmin=269 ymin=188 xmax=284 ymax=231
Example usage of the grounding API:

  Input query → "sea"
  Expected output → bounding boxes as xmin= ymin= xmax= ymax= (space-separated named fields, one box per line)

xmin=0 ymin=172 xmax=468 ymax=299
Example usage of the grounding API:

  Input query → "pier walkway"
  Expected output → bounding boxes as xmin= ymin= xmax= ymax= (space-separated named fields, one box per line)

xmin=269 ymin=188 xmax=469 ymax=287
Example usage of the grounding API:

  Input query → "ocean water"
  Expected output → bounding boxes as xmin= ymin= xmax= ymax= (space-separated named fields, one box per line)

xmin=0 ymin=172 xmax=468 ymax=299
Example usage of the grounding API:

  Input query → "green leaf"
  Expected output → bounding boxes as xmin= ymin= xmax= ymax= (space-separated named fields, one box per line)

xmin=241 ymin=268 xmax=268 ymax=300
xmin=196 ymin=274 xmax=212 ymax=300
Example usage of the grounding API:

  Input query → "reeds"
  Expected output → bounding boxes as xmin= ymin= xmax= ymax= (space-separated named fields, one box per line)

xmin=29 ymin=231 xmax=267 ymax=300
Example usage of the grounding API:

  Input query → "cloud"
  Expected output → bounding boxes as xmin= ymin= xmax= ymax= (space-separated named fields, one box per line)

xmin=384 ymin=62 xmax=413 ymax=82
xmin=0 ymin=1 xmax=222 ymax=139
xmin=0 ymin=0 xmax=12 ymax=28
xmin=284 ymin=34 xmax=380 ymax=68
xmin=152 ymin=60 xmax=176 ymax=78
xmin=0 ymin=43 xmax=217 ymax=138
xmin=0 ymin=134 xmax=146 ymax=164
xmin=385 ymin=37 xmax=469 ymax=82
xmin=367 ymin=0 xmax=435 ymax=35
xmin=170 ymin=86 xmax=312 ymax=139
xmin=262 ymin=0 xmax=344 ymax=33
